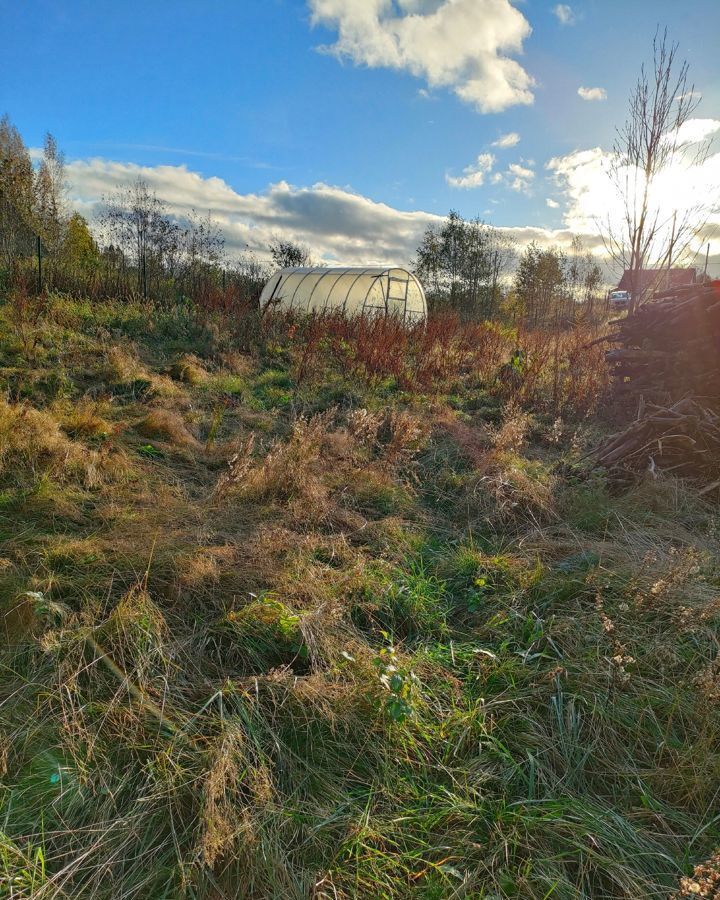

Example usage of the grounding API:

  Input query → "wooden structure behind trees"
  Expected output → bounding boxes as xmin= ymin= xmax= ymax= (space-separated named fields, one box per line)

xmin=615 ymin=266 xmax=696 ymax=297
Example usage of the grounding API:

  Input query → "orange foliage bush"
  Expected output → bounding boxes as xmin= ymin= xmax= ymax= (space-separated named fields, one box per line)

xmin=262 ymin=311 xmax=609 ymax=418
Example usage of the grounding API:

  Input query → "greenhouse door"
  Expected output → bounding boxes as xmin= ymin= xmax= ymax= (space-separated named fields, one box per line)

xmin=386 ymin=272 xmax=409 ymax=318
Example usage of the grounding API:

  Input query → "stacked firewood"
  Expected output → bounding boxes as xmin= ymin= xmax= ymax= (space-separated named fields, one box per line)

xmin=604 ymin=282 xmax=720 ymax=406
xmin=595 ymin=398 xmax=720 ymax=483
xmin=594 ymin=282 xmax=720 ymax=480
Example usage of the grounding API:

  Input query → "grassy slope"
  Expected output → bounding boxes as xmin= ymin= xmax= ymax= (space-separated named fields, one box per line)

xmin=1 ymin=296 xmax=719 ymax=899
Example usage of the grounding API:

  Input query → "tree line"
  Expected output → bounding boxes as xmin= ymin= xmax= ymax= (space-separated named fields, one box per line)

xmin=0 ymin=116 xmax=293 ymax=308
xmin=1 ymin=27 xmax=709 ymax=325
xmin=415 ymin=212 xmax=603 ymax=325
xmin=1 ymin=113 xmax=605 ymax=325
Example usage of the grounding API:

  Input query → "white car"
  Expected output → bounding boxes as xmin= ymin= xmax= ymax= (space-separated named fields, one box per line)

xmin=609 ymin=290 xmax=631 ymax=312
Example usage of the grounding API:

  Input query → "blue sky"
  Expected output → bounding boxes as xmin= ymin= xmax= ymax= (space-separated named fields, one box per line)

xmin=2 ymin=0 xmax=719 ymax=269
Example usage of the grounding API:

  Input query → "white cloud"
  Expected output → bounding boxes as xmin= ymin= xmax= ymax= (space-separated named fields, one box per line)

xmin=308 ymin=0 xmax=535 ymax=113
xmin=492 ymin=131 xmax=520 ymax=148
xmin=677 ymin=90 xmax=702 ymax=104
xmin=59 ymin=154 xmax=609 ymax=270
xmin=553 ymin=4 xmax=576 ymax=25
xmin=65 ymin=157 xmax=444 ymax=266
xmin=507 ymin=161 xmax=535 ymax=192
xmin=485 ymin=159 xmax=535 ymax=193
xmin=446 ymin=152 xmax=495 ymax=189
xmin=578 ymin=86 xmax=607 ymax=102
xmin=546 ymin=198 xmax=560 ymax=208
xmin=547 ymin=133 xmax=720 ymax=269
xmin=508 ymin=162 xmax=534 ymax=179
xmin=672 ymin=118 xmax=720 ymax=146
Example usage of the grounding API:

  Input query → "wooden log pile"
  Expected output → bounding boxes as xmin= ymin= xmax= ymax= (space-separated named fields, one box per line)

xmin=594 ymin=282 xmax=720 ymax=480
xmin=603 ymin=281 xmax=720 ymax=407
xmin=595 ymin=398 xmax=720 ymax=483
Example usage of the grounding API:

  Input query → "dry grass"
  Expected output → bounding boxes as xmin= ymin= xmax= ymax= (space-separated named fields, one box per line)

xmin=58 ymin=398 xmax=113 ymax=439
xmin=1 ymin=293 xmax=719 ymax=899
xmin=219 ymin=349 xmax=255 ymax=377
xmin=0 ymin=399 xmax=125 ymax=490
xmin=102 ymin=343 xmax=148 ymax=383
xmin=169 ymin=353 xmax=209 ymax=385
xmin=137 ymin=408 xmax=200 ymax=447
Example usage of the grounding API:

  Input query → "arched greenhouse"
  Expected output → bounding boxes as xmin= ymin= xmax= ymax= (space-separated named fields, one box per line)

xmin=259 ymin=267 xmax=427 ymax=324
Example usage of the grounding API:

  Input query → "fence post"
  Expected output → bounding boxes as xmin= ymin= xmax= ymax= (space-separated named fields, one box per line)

xmin=37 ymin=235 xmax=42 ymax=293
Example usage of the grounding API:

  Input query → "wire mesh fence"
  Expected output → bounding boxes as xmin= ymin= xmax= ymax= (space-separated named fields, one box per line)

xmin=0 ymin=194 xmax=268 ymax=315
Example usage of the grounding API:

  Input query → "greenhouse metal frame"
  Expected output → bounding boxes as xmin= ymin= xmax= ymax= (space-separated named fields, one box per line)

xmin=259 ymin=266 xmax=427 ymax=323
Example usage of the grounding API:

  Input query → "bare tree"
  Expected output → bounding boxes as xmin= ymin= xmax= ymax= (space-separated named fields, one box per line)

xmin=566 ymin=235 xmax=603 ymax=319
xmin=100 ymin=179 xmax=180 ymax=297
xmin=181 ymin=209 xmax=225 ymax=300
xmin=233 ymin=249 xmax=270 ymax=307
xmin=486 ymin=229 xmax=517 ymax=319
xmin=606 ymin=29 xmax=711 ymax=310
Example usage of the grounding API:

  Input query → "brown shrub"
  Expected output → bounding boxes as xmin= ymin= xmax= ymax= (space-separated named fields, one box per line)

xmin=346 ymin=407 xmax=429 ymax=467
xmin=492 ymin=403 xmax=531 ymax=454
xmin=271 ymin=310 xmax=609 ymax=418
xmin=376 ymin=409 xmax=429 ymax=468
xmin=216 ymin=414 xmax=329 ymax=503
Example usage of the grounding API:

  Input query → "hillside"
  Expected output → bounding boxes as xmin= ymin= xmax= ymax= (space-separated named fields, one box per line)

xmin=1 ymin=293 xmax=720 ymax=899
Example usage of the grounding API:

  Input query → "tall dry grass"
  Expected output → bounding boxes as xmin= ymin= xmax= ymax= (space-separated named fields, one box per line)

xmin=2 ymin=292 xmax=717 ymax=899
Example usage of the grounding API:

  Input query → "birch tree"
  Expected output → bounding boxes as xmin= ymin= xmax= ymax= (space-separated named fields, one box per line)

xmin=606 ymin=29 xmax=711 ymax=310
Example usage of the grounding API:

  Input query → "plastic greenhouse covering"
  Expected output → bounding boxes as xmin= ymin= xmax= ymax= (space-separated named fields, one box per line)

xmin=258 ymin=267 xmax=427 ymax=324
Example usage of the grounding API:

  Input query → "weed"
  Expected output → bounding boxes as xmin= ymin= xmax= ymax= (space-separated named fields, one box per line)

xmin=137 ymin=442 xmax=164 ymax=458
xmin=373 ymin=637 xmax=421 ymax=722
xmin=0 ymin=831 xmax=47 ymax=898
